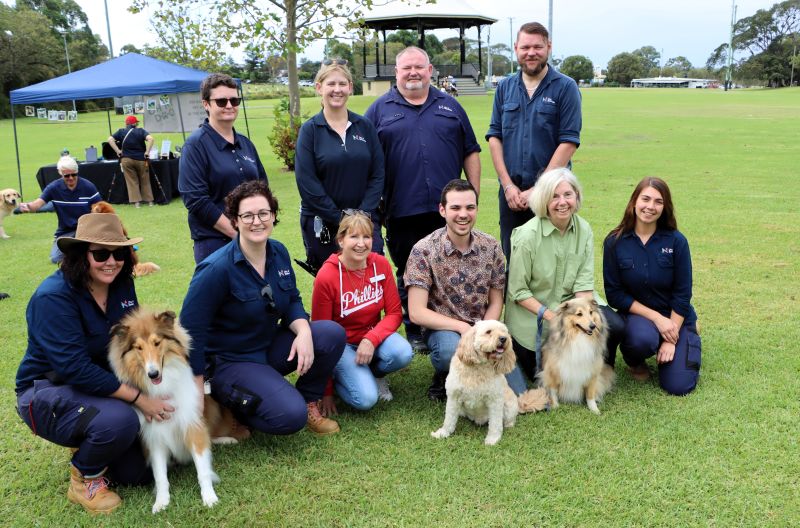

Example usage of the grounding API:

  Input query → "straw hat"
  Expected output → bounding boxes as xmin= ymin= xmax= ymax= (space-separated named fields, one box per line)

xmin=57 ymin=213 xmax=143 ymax=252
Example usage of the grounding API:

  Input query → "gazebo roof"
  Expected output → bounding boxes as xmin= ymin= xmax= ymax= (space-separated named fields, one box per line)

xmin=362 ymin=0 xmax=497 ymax=30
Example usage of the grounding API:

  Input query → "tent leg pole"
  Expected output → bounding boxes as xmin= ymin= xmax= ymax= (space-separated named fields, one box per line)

xmin=106 ymin=108 xmax=112 ymax=135
xmin=176 ymin=94 xmax=187 ymax=142
xmin=240 ymin=85 xmax=251 ymax=138
xmin=12 ymin=105 xmax=23 ymax=197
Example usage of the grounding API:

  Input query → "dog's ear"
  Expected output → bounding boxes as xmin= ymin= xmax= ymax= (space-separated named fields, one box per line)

xmin=110 ymin=323 xmax=128 ymax=338
xmin=456 ymin=326 xmax=480 ymax=366
xmin=156 ymin=310 xmax=177 ymax=328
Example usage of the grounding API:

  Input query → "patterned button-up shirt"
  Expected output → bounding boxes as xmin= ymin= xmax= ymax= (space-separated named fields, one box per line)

xmin=404 ymin=227 xmax=506 ymax=324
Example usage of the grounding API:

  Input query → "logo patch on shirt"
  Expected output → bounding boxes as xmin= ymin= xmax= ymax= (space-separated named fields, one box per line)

xmin=542 ymin=96 xmax=556 ymax=104
xmin=278 ymin=269 xmax=292 ymax=277
xmin=241 ymin=155 xmax=256 ymax=163
xmin=120 ymin=299 xmax=135 ymax=309
xmin=438 ymin=104 xmax=453 ymax=112
xmin=351 ymin=134 xmax=366 ymax=143
xmin=661 ymin=248 xmax=673 ymax=254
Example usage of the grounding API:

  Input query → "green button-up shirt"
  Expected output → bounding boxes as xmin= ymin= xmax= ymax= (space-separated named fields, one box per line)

xmin=504 ymin=213 xmax=597 ymax=350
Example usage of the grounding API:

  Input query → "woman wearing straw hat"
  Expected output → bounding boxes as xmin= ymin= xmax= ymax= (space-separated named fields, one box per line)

xmin=15 ymin=213 xmax=174 ymax=514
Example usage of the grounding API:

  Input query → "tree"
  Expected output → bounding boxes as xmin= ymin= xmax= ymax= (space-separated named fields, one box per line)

xmin=386 ymin=29 xmax=417 ymax=47
xmin=131 ymin=0 xmax=382 ymax=124
xmin=560 ymin=55 xmax=594 ymax=83
xmin=632 ymin=45 xmax=660 ymax=75
xmin=606 ymin=52 xmax=646 ymax=85
xmin=0 ymin=6 xmax=61 ymax=101
xmin=120 ymin=44 xmax=142 ymax=55
xmin=664 ymin=56 xmax=693 ymax=77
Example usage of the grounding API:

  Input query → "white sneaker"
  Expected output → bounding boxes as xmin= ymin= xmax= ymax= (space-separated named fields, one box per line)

xmin=375 ymin=377 xmax=393 ymax=401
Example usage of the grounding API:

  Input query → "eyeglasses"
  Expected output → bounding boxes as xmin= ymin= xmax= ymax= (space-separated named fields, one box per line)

xmin=238 ymin=210 xmax=273 ymax=224
xmin=341 ymin=208 xmax=369 ymax=221
xmin=89 ymin=247 xmax=129 ymax=262
xmin=260 ymin=283 xmax=277 ymax=314
xmin=208 ymin=97 xmax=241 ymax=108
xmin=61 ymin=172 xmax=77 ymax=179
xmin=322 ymin=58 xmax=348 ymax=66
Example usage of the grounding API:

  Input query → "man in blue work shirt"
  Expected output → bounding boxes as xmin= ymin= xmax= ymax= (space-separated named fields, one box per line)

xmin=365 ymin=46 xmax=481 ymax=354
xmin=179 ymin=73 xmax=269 ymax=263
xmin=486 ymin=22 xmax=582 ymax=259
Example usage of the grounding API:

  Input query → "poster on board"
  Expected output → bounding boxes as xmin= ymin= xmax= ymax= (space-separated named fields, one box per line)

xmin=142 ymin=93 xmax=206 ymax=134
xmin=25 ymin=106 xmax=35 ymax=117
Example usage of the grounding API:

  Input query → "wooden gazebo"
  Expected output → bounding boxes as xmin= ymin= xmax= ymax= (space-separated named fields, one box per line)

xmin=360 ymin=0 xmax=497 ymax=96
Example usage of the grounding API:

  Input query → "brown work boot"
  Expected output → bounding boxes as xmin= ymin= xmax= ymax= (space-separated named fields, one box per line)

xmin=67 ymin=464 xmax=121 ymax=514
xmin=306 ymin=401 xmax=340 ymax=435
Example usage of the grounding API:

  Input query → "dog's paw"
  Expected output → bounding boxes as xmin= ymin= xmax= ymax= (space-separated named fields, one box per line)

xmin=202 ymin=489 xmax=219 ymax=508
xmin=152 ymin=496 xmax=170 ymax=514
xmin=211 ymin=436 xmax=239 ymax=445
xmin=0 ymin=234 xmax=9 ymax=239
xmin=587 ymin=399 xmax=601 ymax=415
xmin=484 ymin=434 xmax=501 ymax=446
xmin=431 ymin=428 xmax=450 ymax=439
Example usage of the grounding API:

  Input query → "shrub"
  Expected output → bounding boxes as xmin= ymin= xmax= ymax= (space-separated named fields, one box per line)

xmin=267 ymin=96 xmax=303 ymax=170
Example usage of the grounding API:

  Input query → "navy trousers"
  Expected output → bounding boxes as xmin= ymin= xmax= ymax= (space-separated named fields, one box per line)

xmin=620 ymin=314 xmax=701 ymax=396
xmin=193 ymin=236 xmax=231 ymax=264
xmin=209 ymin=321 xmax=345 ymax=434
xmin=299 ymin=214 xmax=384 ymax=272
xmin=16 ymin=380 xmax=151 ymax=484
xmin=498 ymin=188 xmax=535 ymax=262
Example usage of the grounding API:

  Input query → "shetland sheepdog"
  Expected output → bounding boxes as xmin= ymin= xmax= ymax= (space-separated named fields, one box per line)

xmin=109 ymin=309 xmax=248 ymax=513
xmin=539 ymin=298 xmax=615 ymax=414
xmin=91 ymin=201 xmax=160 ymax=277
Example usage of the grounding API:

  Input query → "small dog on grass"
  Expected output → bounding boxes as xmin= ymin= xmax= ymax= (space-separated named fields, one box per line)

xmin=539 ymin=297 xmax=615 ymax=415
xmin=431 ymin=320 xmax=519 ymax=446
xmin=0 ymin=188 xmax=21 ymax=239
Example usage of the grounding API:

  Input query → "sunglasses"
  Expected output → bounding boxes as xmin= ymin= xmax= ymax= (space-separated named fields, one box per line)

xmin=322 ymin=58 xmax=348 ymax=66
xmin=342 ymin=208 xmax=368 ymax=218
xmin=61 ymin=173 xmax=77 ymax=179
xmin=208 ymin=97 xmax=241 ymax=108
xmin=261 ymin=283 xmax=277 ymax=314
xmin=89 ymin=247 xmax=129 ymax=262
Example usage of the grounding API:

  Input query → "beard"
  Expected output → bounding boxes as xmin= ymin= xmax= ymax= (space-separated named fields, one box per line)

xmin=519 ymin=58 xmax=547 ymax=77
xmin=403 ymin=79 xmax=426 ymax=91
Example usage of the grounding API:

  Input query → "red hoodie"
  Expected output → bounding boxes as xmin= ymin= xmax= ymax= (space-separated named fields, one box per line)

xmin=311 ymin=252 xmax=402 ymax=347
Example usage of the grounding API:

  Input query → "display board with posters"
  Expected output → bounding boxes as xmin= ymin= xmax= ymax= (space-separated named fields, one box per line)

xmin=142 ymin=92 xmax=206 ymax=134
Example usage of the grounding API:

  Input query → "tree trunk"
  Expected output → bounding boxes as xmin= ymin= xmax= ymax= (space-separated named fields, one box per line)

xmin=285 ymin=0 xmax=300 ymax=125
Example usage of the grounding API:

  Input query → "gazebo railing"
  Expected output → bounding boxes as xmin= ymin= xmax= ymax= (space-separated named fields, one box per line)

xmin=365 ymin=62 xmax=481 ymax=83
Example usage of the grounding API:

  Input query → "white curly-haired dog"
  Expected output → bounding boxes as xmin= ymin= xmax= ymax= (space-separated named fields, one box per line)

xmin=0 ymin=188 xmax=21 ymax=239
xmin=431 ymin=320 xmax=519 ymax=445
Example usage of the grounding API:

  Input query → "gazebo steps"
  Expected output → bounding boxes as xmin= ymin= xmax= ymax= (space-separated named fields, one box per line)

xmin=451 ymin=77 xmax=488 ymax=96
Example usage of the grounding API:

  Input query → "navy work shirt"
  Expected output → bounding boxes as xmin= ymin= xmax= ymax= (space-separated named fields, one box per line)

xmin=178 ymin=119 xmax=269 ymax=242
xmin=40 ymin=177 xmax=101 ymax=237
xmin=364 ymin=86 xmax=480 ymax=220
xmin=486 ymin=67 xmax=581 ymax=190
xmin=15 ymin=270 xmax=138 ymax=396
xmin=180 ymin=236 xmax=308 ymax=373
xmin=295 ymin=110 xmax=384 ymax=224
xmin=603 ymin=229 xmax=697 ymax=324
xmin=112 ymin=126 xmax=150 ymax=160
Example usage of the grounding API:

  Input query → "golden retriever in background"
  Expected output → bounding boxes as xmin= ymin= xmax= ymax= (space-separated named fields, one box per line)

xmin=431 ymin=320 xmax=519 ymax=445
xmin=91 ymin=201 xmax=160 ymax=276
xmin=539 ymin=298 xmax=615 ymax=415
xmin=109 ymin=310 xmax=250 ymax=513
xmin=0 ymin=188 xmax=21 ymax=239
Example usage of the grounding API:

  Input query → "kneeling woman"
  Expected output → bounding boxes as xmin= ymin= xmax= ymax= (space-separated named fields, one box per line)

xmin=312 ymin=214 xmax=412 ymax=412
xmin=504 ymin=168 xmax=624 ymax=393
xmin=180 ymin=180 xmax=346 ymax=435
xmin=603 ymin=177 xmax=701 ymax=395
xmin=15 ymin=214 xmax=174 ymax=514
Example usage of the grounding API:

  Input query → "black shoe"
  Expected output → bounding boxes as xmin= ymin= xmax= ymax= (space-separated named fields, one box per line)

xmin=427 ymin=371 xmax=447 ymax=402
xmin=0 ymin=292 xmax=8 ymax=300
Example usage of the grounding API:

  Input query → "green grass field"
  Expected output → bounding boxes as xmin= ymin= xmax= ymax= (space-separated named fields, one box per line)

xmin=1 ymin=87 xmax=798 ymax=527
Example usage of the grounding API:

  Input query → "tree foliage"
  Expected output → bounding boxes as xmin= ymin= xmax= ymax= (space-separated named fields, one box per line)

xmin=606 ymin=52 xmax=646 ymax=86
xmin=664 ymin=56 xmax=693 ymax=77
xmin=632 ymin=45 xmax=660 ymax=75
xmin=560 ymin=55 xmax=594 ymax=83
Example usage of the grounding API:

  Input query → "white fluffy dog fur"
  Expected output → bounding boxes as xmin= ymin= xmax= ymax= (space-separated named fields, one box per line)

xmin=431 ymin=320 xmax=519 ymax=445
xmin=109 ymin=309 xmax=219 ymax=513
xmin=539 ymin=297 xmax=615 ymax=414
xmin=0 ymin=188 xmax=21 ymax=239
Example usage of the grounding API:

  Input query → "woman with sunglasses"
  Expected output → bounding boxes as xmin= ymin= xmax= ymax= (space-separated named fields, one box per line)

xmin=294 ymin=59 xmax=385 ymax=273
xmin=180 ymin=180 xmax=346 ymax=438
xmin=18 ymin=155 xmax=101 ymax=263
xmin=312 ymin=213 xmax=412 ymax=414
xmin=15 ymin=213 xmax=174 ymax=514
xmin=179 ymin=73 xmax=269 ymax=264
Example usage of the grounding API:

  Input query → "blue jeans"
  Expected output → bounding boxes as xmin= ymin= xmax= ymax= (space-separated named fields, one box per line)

xmin=426 ymin=330 xmax=461 ymax=374
xmin=50 ymin=231 xmax=74 ymax=264
xmin=333 ymin=333 xmax=413 ymax=411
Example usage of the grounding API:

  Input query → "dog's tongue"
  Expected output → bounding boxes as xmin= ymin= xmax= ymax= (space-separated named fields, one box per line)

xmin=151 ymin=377 xmax=162 ymax=385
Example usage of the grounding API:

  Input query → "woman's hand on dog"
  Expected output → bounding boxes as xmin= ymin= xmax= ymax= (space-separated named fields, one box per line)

xmin=136 ymin=394 xmax=176 ymax=422
xmin=657 ymin=341 xmax=676 ymax=364
xmin=355 ymin=339 xmax=375 ymax=365
xmin=655 ymin=315 xmax=679 ymax=344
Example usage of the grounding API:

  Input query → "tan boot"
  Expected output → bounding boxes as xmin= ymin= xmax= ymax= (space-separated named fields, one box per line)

xmin=67 ymin=465 xmax=121 ymax=514
xmin=306 ymin=401 xmax=340 ymax=435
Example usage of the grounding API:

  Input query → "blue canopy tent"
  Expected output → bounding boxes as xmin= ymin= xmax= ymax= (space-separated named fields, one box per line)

xmin=8 ymin=53 xmax=251 ymax=196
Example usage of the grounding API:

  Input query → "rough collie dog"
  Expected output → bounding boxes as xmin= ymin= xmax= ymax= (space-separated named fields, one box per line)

xmin=109 ymin=309 xmax=220 ymax=513
xmin=0 ymin=188 xmax=21 ymax=239
xmin=91 ymin=201 xmax=160 ymax=276
xmin=539 ymin=298 xmax=615 ymax=414
xmin=431 ymin=320 xmax=519 ymax=445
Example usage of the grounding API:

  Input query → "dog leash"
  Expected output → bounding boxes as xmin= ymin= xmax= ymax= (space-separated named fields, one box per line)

xmin=535 ymin=305 xmax=546 ymax=376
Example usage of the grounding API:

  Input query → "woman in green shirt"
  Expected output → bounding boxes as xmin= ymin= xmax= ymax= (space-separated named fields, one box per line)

xmin=504 ymin=168 xmax=624 ymax=392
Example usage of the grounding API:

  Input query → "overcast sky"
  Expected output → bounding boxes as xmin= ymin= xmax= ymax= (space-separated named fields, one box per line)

xmin=73 ymin=0 xmax=775 ymax=69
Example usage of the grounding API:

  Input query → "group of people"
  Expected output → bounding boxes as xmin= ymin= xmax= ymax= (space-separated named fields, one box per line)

xmin=14 ymin=21 xmax=701 ymax=515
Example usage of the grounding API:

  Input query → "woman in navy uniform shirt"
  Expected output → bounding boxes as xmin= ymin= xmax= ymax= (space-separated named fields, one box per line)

xmin=603 ymin=177 xmax=701 ymax=395
xmin=294 ymin=60 xmax=384 ymax=273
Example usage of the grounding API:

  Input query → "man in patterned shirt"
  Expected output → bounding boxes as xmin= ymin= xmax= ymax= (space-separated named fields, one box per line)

xmin=404 ymin=179 xmax=506 ymax=401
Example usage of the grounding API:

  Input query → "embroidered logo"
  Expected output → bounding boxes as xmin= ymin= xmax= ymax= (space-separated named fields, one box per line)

xmin=120 ymin=299 xmax=136 ymax=309
xmin=542 ymin=96 xmax=556 ymax=104
xmin=241 ymin=155 xmax=256 ymax=163
xmin=351 ymin=134 xmax=366 ymax=143
xmin=278 ymin=269 xmax=292 ymax=277
xmin=438 ymin=104 xmax=453 ymax=112
xmin=661 ymin=248 xmax=674 ymax=254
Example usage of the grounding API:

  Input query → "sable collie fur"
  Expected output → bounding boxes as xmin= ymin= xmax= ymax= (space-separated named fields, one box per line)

xmin=539 ymin=298 xmax=615 ymax=414
xmin=431 ymin=320 xmax=519 ymax=445
xmin=91 ymin=201 xmax=160 ymax=276
xmin=0 ymin=188 xmax=21 ymax=239
xmin=109 ymin=310 xmax=247 ymax=513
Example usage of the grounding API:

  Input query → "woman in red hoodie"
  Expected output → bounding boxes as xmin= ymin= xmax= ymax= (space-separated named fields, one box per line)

xmin=312 ymin=213 xmax=413 ymax=411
